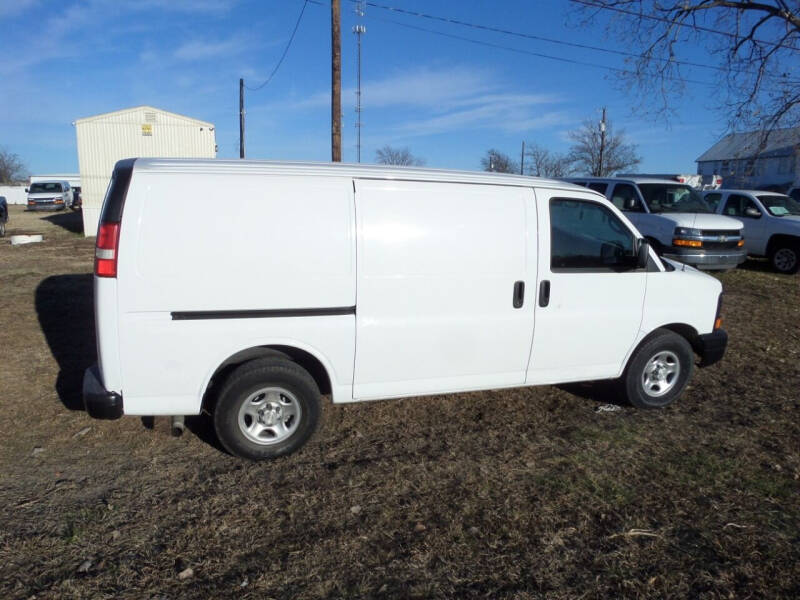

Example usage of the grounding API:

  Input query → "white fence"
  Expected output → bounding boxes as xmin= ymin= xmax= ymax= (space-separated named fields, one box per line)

xmin=0 ymin=185 xmax=28 ymax=205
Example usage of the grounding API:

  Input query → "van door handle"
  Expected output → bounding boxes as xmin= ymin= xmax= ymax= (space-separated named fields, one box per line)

xmin=513 ymin=281 xmax=525 ymax=308
xmin=538 ymin=280 xmax=550 ymax=307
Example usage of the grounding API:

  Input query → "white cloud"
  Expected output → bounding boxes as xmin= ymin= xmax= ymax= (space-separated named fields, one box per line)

xmin=173 ymin=37 xmax=250 ymax=61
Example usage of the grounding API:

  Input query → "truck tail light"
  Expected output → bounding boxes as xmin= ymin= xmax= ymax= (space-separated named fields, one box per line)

xmin=95 ymin=222 xmax=121 ymax=278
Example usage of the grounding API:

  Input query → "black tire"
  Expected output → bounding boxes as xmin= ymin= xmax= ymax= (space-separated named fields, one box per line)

xmin=769 ymin=243 xmax=800 ymax=274
xmin=213 ymin=358 xmax=321 ymax=460
xmin=619 ymin=329 xmax=694 ymax=409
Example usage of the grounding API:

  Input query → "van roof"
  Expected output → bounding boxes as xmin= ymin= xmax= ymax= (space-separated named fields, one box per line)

xmin=568 ymin=176 xmax=689 ymax=185
xmin=703 ymin=189 xmax=788 ymax=196
xmin=132 ymin=158 xmax=594 ymax=193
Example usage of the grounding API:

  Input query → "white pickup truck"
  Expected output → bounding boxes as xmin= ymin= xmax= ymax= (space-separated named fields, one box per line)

xmin=567 ymin=177 xmax=746 ymax=270
xmin=703 ymin=189 xmax=800 ymax=273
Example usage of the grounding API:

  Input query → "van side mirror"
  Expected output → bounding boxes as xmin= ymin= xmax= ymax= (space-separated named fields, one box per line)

xmin=744 ymin=207 xmax=761 ymax=218
xmin=25 ymin=188 xmax=29 ymax=193
xmin=636 ymin=239 xmax=650 ymax=269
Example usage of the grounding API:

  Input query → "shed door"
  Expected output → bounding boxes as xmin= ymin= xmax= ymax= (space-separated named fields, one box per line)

xmin=352 ymin=179 xmax=537 ymax=400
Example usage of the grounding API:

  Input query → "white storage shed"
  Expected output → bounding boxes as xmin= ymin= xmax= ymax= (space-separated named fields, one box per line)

xmin=75 ymin=106 xmax=216 ymax=236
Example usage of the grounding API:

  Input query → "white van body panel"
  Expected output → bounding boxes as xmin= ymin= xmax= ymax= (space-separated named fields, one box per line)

xmin=352 ymin=179 xmax=536 ymax=399
xmin=526 ymin=188 xmax=647 ymax=384
xmin=115 ymin=171 xmax=357 ymax=411
xmin=118 ymin=314 xmax=355 ymax=414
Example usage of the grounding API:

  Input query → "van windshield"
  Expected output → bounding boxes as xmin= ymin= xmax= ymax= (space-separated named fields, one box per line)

xmin=637 ymin=184 xmax=713 ymax=213
xmin=29 ymin=182 xmax=63 ymax=193
xmin=757 ymin=194 xmax=800 ymax=217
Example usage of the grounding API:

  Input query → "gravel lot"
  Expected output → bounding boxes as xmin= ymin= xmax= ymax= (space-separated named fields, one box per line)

xmin=1 ymin=206 xmax=798 ymax=599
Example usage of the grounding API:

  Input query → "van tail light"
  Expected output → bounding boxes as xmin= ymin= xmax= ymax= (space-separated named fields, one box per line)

xmin=714 ymin=293 xmax=723 ymax=330
xmin=95 ymin=222 xmax=121 ymax=278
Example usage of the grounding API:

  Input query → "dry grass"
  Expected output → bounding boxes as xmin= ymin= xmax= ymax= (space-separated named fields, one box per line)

xmin=1 ymin=206 xmax=798 ymax=599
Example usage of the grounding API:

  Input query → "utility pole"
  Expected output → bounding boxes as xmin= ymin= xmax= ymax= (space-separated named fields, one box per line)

xmin=520 ymin=141 xmax=525 ymax=175
xmin=353 ymin=2 xmax=366 ymax=163
xmin=239 ymin=78 xmax=245 ymax=159
xmin=331 ymin=0 xmax=342 ymax=162
xmin=597 ymin=107 xmax=607 ymax=177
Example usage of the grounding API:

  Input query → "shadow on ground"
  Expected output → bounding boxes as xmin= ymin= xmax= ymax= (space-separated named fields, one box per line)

xmin=35 ymin=274 xmax=95 ymax=411
xmin=557 ymin=380 xmax=627 ymax=406
xmin=737 ymin=257 xmax=775 ymax=274
xmin=41 ymin=210 xmax=83 ymax=234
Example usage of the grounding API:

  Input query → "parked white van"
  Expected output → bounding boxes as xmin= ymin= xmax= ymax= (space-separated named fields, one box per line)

xmin=566 ymin=177 xmax=746 ymax=270
xmin=84 ymin=159 xmax=728 ymax=460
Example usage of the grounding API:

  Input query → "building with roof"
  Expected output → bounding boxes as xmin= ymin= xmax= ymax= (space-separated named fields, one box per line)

xmin=75 ymin=106 xmax=216 ymax=236
xmin=696 ymin=128 xmax=800 ymax=191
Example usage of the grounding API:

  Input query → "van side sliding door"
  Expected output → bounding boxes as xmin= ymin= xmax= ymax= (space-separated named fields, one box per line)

xmin=352 ymin=180 xmax=537 ymax=400
xmin=526 ymin=189 xmax=646 ymax=384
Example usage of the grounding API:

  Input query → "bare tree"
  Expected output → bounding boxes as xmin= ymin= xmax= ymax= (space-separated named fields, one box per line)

xmin=524 ymin=143 xmax=573 ymax=178
xmin=481 ymin=149 xmax=519 ymax=173
xmin=375 ymin=145 xmax=426 ymax=166
xmin=573 ymin=1 xmax=800 ymax=137
xmin=0 ymin=148 xmax=27 ymax=184
xmin=567 ymin=117 xmax=641 ymax=176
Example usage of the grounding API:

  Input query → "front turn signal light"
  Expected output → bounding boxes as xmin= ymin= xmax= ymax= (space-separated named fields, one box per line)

xmin=673 ymin=238 xmax=703 ymax=248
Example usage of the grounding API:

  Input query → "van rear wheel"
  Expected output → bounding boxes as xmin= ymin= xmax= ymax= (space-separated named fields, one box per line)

xmin=620 ymin=329 xmax=693 ymax=409
xmin=213 ymin=358 xmax=321 ymax=460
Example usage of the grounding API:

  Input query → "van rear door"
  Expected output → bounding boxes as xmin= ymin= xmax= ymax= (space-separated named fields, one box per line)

xmin=352 ymin=179 xmax=537 ymax=400
xmin=527 ymin=188 xmax=647 ymax=383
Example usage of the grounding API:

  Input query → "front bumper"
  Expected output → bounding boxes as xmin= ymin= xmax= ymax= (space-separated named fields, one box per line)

xmin=696 ymin=329 xmax=728 ymax=367
xmin=83 ymin=364 xmax=123 ymax=419
xmin=26 ymin=203 xmax=65 ymax=211
xmin=662 ymin=247 xmax=746 ymax=270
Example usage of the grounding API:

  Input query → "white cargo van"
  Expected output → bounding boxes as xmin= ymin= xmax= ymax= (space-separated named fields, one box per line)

xmin=84 ymin=159 xmax=728 ymax=460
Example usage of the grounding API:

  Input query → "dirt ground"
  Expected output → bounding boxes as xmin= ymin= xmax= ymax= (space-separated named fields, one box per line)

xmin=0 ymin=205 xmax=798 ymax=599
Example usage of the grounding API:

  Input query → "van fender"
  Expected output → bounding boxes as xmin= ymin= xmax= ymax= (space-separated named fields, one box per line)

xmin=617 ymin=323 xmax=700 ymax=378
xmin=198 ymin=337 xmax=348 ymax=405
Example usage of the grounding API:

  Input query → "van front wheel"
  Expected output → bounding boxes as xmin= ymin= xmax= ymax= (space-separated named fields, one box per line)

xmin=213 ymin=358 xmax=321 ymax=460
xmin=621 ymin=330 xmax=693 ymax=409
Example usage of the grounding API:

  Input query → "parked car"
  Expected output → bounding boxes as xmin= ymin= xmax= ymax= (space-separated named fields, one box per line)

xmin=703 ymin=189 xmax=800 ymax=274
xmin=84 ymin=159 xmax=728 ymax=460
xmin=567 ymin=177 xmax=746 ymax=270
xmin=0 ymin=196 xmax=8 ymax=237
xmin=25 ymin=180 xmax=74 ymax=211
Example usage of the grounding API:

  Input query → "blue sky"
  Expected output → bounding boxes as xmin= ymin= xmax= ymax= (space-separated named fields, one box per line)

xmin=1 ymin=0 xmax=733 ymax=175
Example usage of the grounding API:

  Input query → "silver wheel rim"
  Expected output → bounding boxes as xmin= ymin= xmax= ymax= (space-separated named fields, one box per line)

xmin=774 ymin=248 xmax=797 ymax=272
xmin=237 ymin=387 xmax=301 ymax=445
xmin=641 ymin=350 xmax=680 ymax=398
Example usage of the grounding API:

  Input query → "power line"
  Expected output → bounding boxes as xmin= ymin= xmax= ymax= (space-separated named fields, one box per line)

xmin=246 ymin=0 xmax=310 ymax=91
xmin=569 ymin=0 xmax=800 ymax=52
xmin=356 ymin=0 xmax=798 ymax=81
xmin=365 ymin=12 xmax=716 ymax=87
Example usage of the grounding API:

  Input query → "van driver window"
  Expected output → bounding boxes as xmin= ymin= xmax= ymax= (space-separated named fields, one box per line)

xmin=550 ymin=198 xmax=636 ymax=271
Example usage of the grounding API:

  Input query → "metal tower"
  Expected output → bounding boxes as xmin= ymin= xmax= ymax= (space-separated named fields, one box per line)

xmin=353 ymin=1 xmax=366 ymax=162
